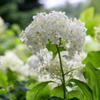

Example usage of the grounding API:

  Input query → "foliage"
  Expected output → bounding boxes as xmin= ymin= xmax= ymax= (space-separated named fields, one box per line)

xmin=83 ymin=51 xmax=100 ymax=68
xmin=84 ymin=63 xmax=100 ymax=100
xmin=0 ymin=0 xmax=41 ymax=28
xmin=0 ymin=70 xmax=8 ymax=87
xmin=26 ymin=82 xmax=51 ymax=100
xmin=0 ymin=23 xmax=22 ymax=55
xmin=80 ymin=7 xmax=100 ymax=37
xmin=50 ymin=85 xmax=64 ymax=98
xmin=68 ymin=63 xmax=100 ymax=100
xmin=13 ymin=45 xmax=32 ymax=63
xmin=46 ymin=42 xmax=65 ymax=58
xmin=89 ymin=0 xmax=100 ymax=13
xmin=0 ymin=69 xmax=37 ymax=100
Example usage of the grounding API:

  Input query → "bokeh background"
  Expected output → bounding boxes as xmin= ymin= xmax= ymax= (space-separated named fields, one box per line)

xmin=0 ymin=0 xmax=100 ymax=28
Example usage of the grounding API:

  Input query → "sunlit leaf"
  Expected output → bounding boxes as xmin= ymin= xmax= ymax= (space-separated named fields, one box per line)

xmin=26 ymin=81 xmax=51 ymax=100
xmin=84 ymin=63 xmax=100 ymax=100
xmin=0 ymin=70 xmax=8 ymax=87
xmin=51 ymin=85 xmax=64 ymax=98
xmin=70 ymin=79 xmax=93 ymax=100
xmin=46 ymin=42 xmax=65 ymax=58
xmin=83 ymin=51 xmax=100 ymax=68
xmin=80 ymin=7 xmax=99 ymax=37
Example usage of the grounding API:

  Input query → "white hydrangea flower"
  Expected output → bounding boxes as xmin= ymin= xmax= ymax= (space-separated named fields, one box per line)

xmin=21 ymin=11 xmax=86 ymax=58
xmin=36 ymin=48 xmax=52 ymax=66
xmin=0 ymin=51 xmax=23 ymax=70
xmin=27 ymin=48 xmax=52 ymax=73
xmin=28 ymin=55 xmax=40 ymax=69
xmin=14 ymin=64 xmax=38 ymax=78
xmin=27 ymin=49 xmax=85 ymax=82
xmin=0 ymin=51 xmax=36 ymax=79
xmin=95 ymin=26 xmax=100 ymax=42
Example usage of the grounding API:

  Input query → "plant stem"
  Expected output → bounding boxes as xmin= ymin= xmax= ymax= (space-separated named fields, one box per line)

xmin=64 ymin=67 xmax=82 ymax=76
xmin=56 ymin=45 xmax=66 ymax=99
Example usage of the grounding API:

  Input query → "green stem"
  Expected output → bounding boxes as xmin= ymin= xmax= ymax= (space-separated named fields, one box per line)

xmin=64 ymin=67 xmax=82 ymax=76
xmin=56 ymin=45 xmax=66 ymax=99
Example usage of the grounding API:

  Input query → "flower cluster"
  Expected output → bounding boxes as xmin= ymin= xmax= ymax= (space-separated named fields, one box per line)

xmin=27 ymin=48 xmax=85 ymax=82
xmin=0 ymin=51 xmax=36 ymax=78
xmin=0 ymin=51 xmax=23 ymax=70
xmin=0 ymin=48 xmax=85 ymax=82
xmin=21 ymin=11 xmax=86 ymax=58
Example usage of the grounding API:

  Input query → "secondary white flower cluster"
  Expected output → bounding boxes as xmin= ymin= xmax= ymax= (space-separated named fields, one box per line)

xmin=21 ymin=11 xmax=86 ymax=58
xmin=95 ymin=26 xmax=100 ymax=42
xmin=28 ymin=48 xmax=52 ymax=70
xmin=0 ymin=51 xmax=23 ymax=70
xmin=0 ymin=49 xmax=85 ymax=82
xmin=0 ymin=51 xmax=36 ymax=79
xmin=27 ymin=48 xmax=85 ymax=82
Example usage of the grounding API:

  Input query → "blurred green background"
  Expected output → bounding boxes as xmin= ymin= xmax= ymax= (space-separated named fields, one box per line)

xmin=0 ymin=0 xmax=100 ymax=29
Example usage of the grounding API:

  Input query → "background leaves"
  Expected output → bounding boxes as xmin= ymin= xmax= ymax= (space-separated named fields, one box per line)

xmin=80 ymin=7 xmax=99 ymax=37
xmin=83 ymin=51 xmax=100 ymax=68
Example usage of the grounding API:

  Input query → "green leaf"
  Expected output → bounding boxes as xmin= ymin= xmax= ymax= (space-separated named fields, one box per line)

xmin=46 ymin=43 xmax=57 ymax=58
xmin=0 ymin=70 xmax=8 ymax=87
xmin=68 ymin=90 xmax=83 ymax=100
xmin=13 ymin=45 xmax=32 ymax=63
xmin=26 ymin=81 xmax=51 ymax=100
xmin=0 ymin=89 xmax=7 ymax=94
xmin=70 ymin=79 xmax=93 ymax=100
xmin=6 ymin=69 xmax=18 ymax=84
xmin=51 ymin=85 xmax=64 ymax=98
xmin=80 ymin=7 xmax=99 ymax=37
xmin=83 ymin=51 xmax=100 ymax=68
xmin=46 ymin=42 xmax=65 ymax=58
xmin=84 ymin=63 xmax=100 ymax=100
